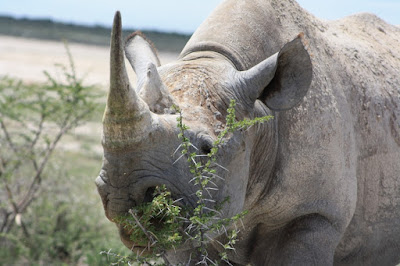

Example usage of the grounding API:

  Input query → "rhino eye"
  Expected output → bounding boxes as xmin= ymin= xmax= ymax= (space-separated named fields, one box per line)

xmin=198 ymin=134 xmax=214 ymax=155
xmin=201 ymin=141 xmax=213 ymax=155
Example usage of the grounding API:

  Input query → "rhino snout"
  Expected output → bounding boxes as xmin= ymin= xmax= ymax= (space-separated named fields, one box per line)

xmin=96 ymin=174 xmax=172 ymax=221
xmin=106 ymin=198 xmax=135 ymax=221
xmin=95 ymin=175 xmax=133 ymax=220
xmin=95 ymin=175 xmax=109 ymax=211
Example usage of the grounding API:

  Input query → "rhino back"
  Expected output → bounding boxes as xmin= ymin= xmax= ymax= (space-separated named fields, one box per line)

xmin=326 ymin=14 xmax=400 ymax=264
xmin=271 ymin=9 xmax=400 ymax=266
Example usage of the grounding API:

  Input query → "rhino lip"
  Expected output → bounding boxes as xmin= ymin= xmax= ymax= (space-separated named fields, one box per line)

xmin=118 ymin=225 xmax=153 ymax=252
xmin=106 ymin=181 xmax=196 ymax=250
xmin=115 ymin=197 xmax=191 ymax=252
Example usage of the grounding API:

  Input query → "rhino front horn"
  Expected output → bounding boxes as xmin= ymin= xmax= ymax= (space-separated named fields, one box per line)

xmin=103 ymin=11 xmax=154 ymax=150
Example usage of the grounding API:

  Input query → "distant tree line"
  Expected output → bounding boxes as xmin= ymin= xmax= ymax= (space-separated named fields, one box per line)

xmin=0 ymin=15 xmax=191 ymax=53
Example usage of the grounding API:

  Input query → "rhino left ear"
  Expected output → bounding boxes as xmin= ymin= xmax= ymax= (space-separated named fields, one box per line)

xmin=125 ymin=31 xmax=161 ymax=91
xmin=239 ymin=34 xmax=312 ymax=111
xmin=260 ymin=34 xmax=312 ymax=111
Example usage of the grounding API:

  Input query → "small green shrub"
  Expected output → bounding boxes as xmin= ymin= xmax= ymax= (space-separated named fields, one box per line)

xmin=0 ymin=43 xmax=117 ymax=265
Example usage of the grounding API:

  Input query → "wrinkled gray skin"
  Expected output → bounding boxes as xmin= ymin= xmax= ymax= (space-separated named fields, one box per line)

xmin=96 ymin=0 xmax=400 ymax=265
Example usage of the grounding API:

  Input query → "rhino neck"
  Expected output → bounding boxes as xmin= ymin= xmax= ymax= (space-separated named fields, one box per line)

xmin=181 ymin=0 xmax=319 ymax=70
xmin=179 ymin=40 xmax=246 ymax=71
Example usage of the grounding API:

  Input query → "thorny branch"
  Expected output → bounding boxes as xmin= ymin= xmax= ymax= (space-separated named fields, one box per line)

xmin=128 ymin=209 xmax=172 ymax=266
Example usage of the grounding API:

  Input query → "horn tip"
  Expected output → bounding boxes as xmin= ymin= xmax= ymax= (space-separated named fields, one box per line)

xmin=113 ymin=11 xmax=122 ymax=29
xmin=114 ymin=11 xmax=121 ymax=19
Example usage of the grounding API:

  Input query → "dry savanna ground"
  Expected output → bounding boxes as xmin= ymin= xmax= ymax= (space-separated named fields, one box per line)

xmin=0 ymin=35 xmax=179 ymax=155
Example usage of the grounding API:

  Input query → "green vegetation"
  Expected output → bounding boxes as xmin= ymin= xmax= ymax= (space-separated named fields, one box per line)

xmin=115 ymin=185 xmax=183 ymax=250
xmin=106 ymin=100 xmax=273 ymax=265
xmin=0 ymin=44 xmax=131 ymax=265
xmin=0 ymin=15 xmax=191 ymax=53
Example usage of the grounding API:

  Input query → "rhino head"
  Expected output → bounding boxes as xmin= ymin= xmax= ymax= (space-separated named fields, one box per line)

xmin=96 ymin=12 xmax=312 ymax=255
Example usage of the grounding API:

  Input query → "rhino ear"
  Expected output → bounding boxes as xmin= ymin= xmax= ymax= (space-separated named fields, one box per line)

xmin=259 ymin=34 xmax=312 ymax=111
xmin=125 ymin=31 xmax=161 ymax=91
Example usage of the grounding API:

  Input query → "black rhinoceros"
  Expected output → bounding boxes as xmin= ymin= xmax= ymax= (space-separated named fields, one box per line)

xmin=96 ymin=0 xmax=400 ymax=265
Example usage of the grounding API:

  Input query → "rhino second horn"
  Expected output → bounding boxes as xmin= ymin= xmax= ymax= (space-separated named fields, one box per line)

xmin=124 ymin=32 xmax=161 ymax=92
xmin=139 ymin=63 xmax=176 ymax=113
xmin=103 ymin=11 xmax=153 ymax=149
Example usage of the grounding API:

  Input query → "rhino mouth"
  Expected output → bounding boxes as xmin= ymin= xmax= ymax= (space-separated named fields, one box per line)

xmin=113 ymin=187 xmax=191 ymax=253
xmin=118 ymin=225 xmax=149 ymax=251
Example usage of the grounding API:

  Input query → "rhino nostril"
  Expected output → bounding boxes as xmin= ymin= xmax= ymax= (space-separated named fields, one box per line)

xmin=143 ymin=187 xmax=156 ymax=203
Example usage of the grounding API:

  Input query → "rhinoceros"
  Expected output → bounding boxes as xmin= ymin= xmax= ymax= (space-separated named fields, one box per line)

xmin=96 ymin=0 xmax=400 ymax=265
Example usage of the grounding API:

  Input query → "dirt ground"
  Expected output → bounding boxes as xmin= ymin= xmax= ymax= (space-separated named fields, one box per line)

xmin=0 ymin=35 xmax=179 ymax=88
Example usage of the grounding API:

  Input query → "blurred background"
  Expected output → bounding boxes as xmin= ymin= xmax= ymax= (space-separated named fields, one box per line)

xmin=0 ymin=0 xmax=398 ymax=265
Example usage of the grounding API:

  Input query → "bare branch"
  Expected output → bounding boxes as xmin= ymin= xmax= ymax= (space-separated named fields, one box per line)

xmin=5 ymin=184 xmax=19 ymax=215
xmin=18 ymin=114 xmax=82 ymax=212
xmin=0 ymin=210 xmax=11 ymax=233
xmin=0 ymin=120 xmax=17 ymax=154
xmin=29 ymin=113 xmax=45 ymax=150
xmin=2 ymin=183 xmax=19 ymax=233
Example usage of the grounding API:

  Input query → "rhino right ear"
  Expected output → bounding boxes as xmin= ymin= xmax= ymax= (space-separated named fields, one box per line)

xmin=125 ymin=32 xmax=161 ymax=91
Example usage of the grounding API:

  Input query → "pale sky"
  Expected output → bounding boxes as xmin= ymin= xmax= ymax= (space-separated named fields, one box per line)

xmin=1 ymin=0 xmax=399 ymax=34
